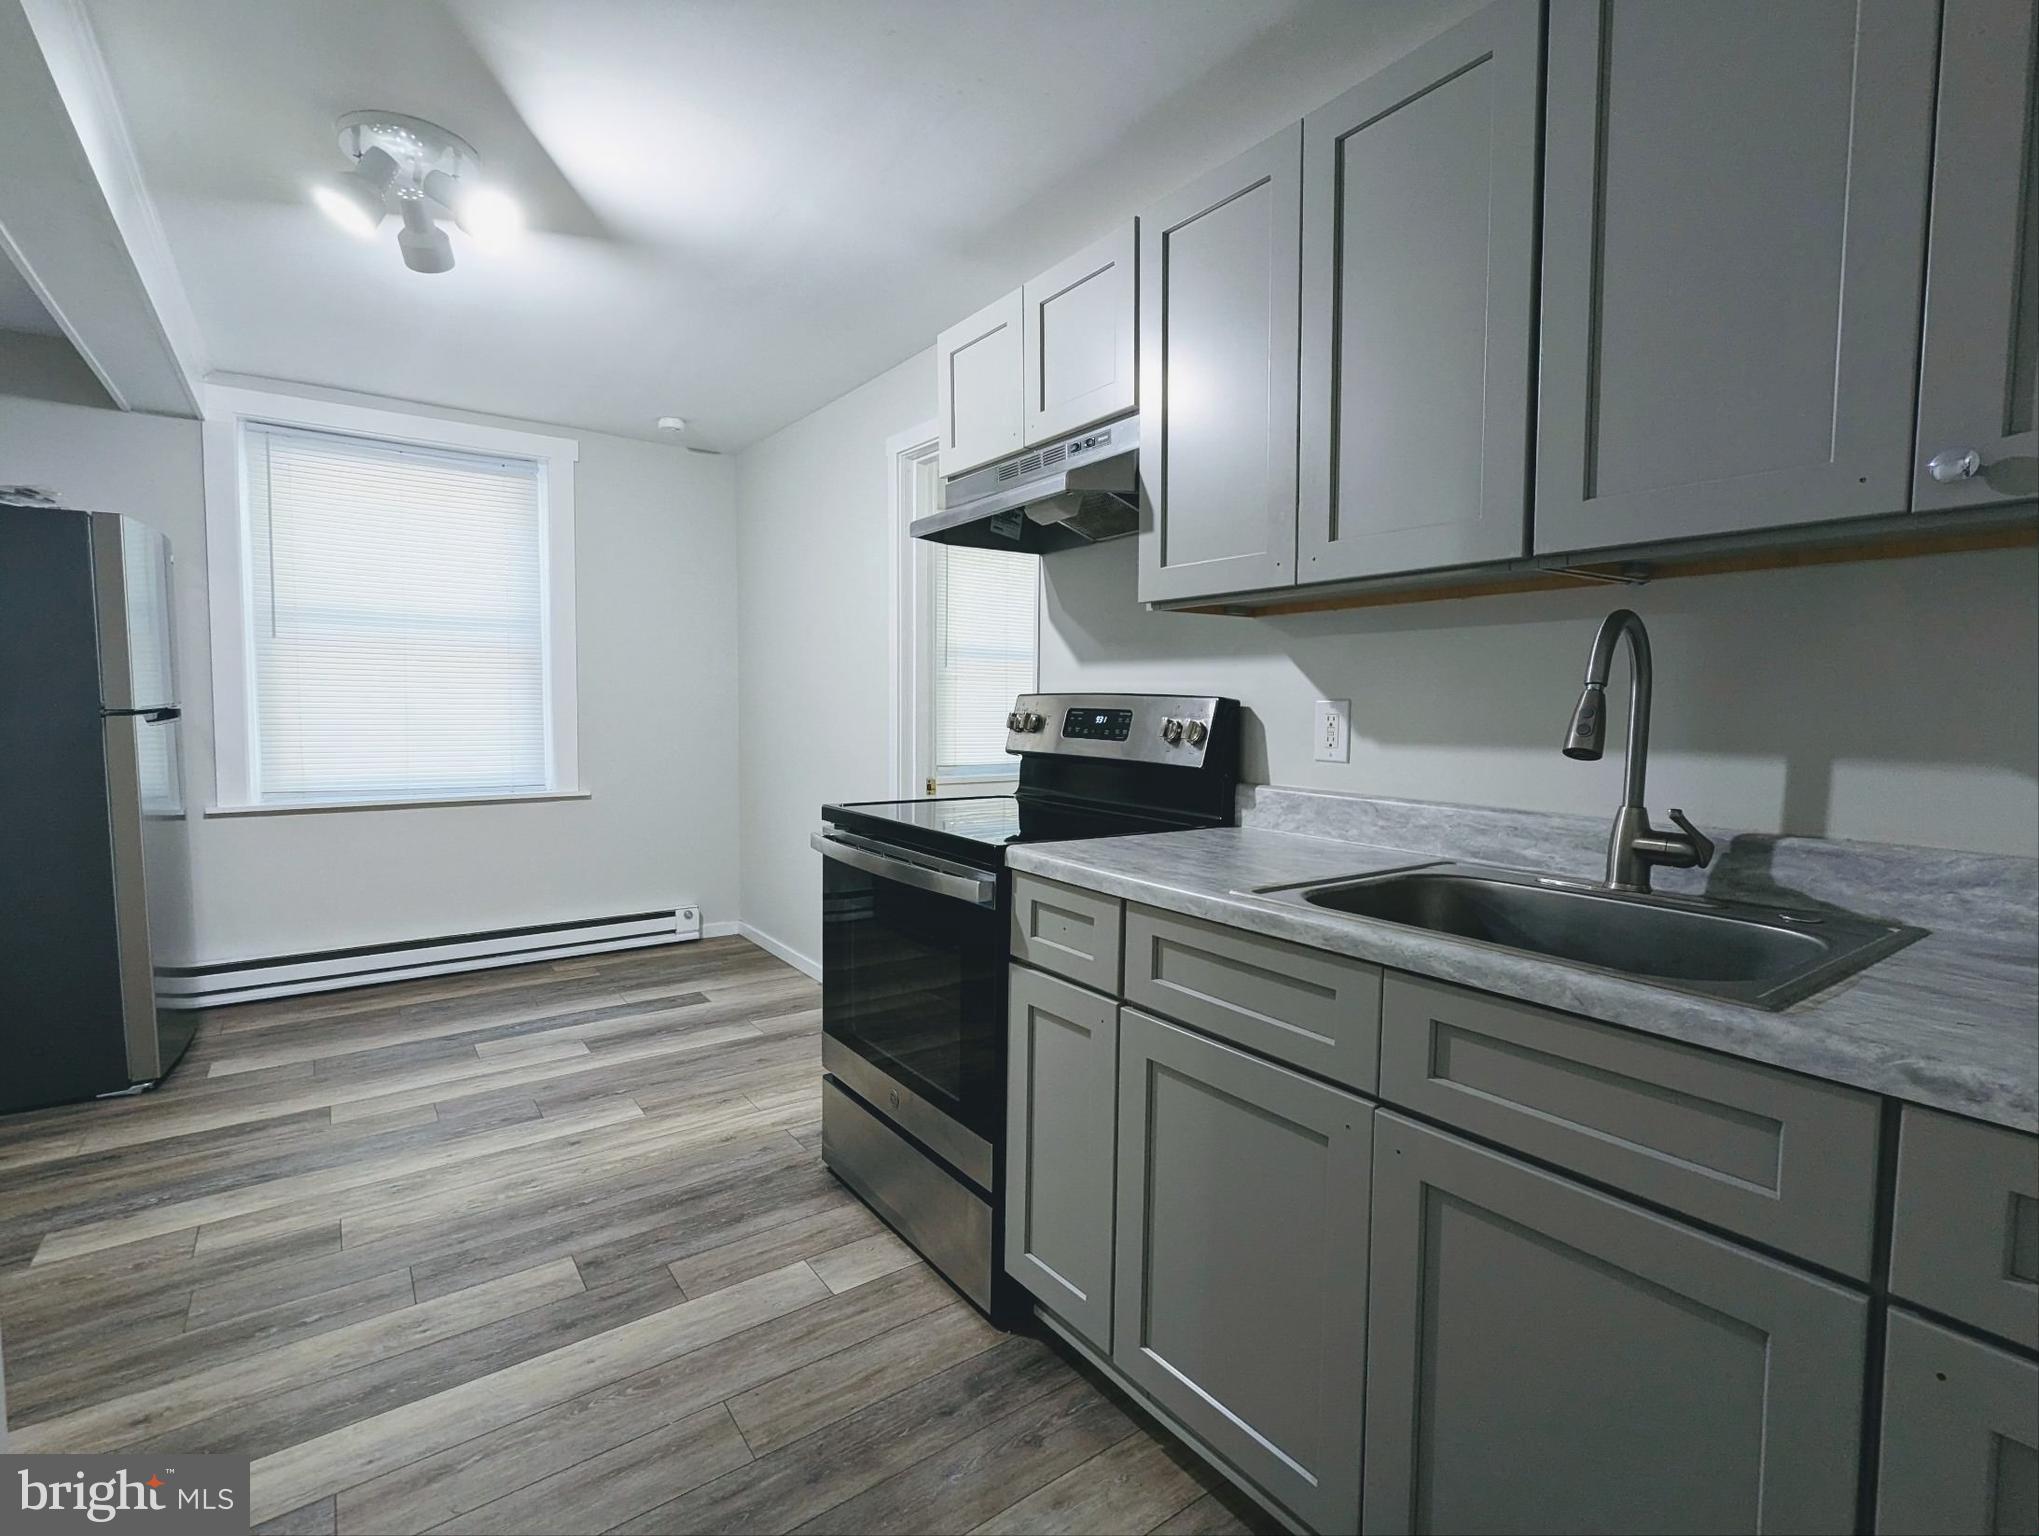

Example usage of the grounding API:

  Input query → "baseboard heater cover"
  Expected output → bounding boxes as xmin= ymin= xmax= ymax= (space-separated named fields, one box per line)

xmin=158 ymin=907 xmax=704 ymax=1008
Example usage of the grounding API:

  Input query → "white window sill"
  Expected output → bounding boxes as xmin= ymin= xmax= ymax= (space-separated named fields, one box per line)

xmin=205 ymin=789 xmax=591 ymax=818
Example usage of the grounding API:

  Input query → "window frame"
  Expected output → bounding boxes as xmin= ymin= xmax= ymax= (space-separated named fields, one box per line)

xmin=200 ymin=383 xmax=582 ymax=813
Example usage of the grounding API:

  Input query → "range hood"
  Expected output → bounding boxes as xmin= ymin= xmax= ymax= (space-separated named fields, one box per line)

xmin=912 ymin=417 xmax=1139 ymax=554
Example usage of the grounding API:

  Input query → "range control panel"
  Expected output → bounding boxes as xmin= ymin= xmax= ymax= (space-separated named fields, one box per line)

xmin=1004 ymin=692 xmax=1233 ymax=768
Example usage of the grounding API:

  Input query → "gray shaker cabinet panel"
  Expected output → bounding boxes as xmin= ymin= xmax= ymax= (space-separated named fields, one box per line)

xmin=1913 ymin=0 xmax=2039 ymax=512
xmin=1379 ymin=972 xmax=1880 ymax=1277
xmin=1298 ymin=0 xmax=1540 ymax=581
xmin=936 ymin=287 xmax=1024 ymax=477
xmin=1535 ymin=1 xmax=1938 ymax=553
xmin=1114 ymin=1007 xmax=1369 ymax=1534
xmin=1137 ymin=124 xmax=1302 ymax=603
xmin=1022 ymin=221 xmax=1137 ymax=447
xmin=1890 ymin=1106 xmax=2039 ymax=1351
xmin=1365 ymin=1112 xmax=1867 ymax=1536
xmin=1005 ymin=964 xmax=1117 ymax=1349
xmin=1878 ymin=1308 xmax=2039 ymax=1536
xmin=1123 ymin=904 xmax=1381 ymax=1093
xmin=1009 ymin=872 xmax=1122 ymax=995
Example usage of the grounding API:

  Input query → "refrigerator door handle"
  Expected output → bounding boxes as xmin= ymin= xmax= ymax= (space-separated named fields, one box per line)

xmin=102 ymin=705 xmax=181 ymax=723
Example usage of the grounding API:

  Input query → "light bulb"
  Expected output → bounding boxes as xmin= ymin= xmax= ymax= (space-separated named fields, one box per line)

xmin=313 ymin=146 xmax=396 ymax=237
xmin=424 ymin=170 xmax=523 ymax=250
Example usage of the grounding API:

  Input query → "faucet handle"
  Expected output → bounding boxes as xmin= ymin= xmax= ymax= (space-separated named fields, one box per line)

xmin=1667 ymin=809 xmax=1714 ymax=869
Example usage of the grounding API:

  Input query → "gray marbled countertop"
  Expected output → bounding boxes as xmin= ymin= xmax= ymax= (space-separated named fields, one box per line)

xmin=1006 ymin=788 xmax=2039 ymax=1132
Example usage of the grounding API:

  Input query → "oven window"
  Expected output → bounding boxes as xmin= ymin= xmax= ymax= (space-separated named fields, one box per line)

xmin=820 ymin=855 xmax=1002 ymax=1138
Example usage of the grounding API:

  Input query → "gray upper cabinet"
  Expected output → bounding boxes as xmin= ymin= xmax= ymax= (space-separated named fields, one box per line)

xmin=1138 ymin=124 xmax=1302 ymax=603
xmin=1366 ymin=1111 xmax=1868 ymax=1535
xmin=1878 ymin=1308 xmax=2039 ymax=1536
xmin=1535 ymin=1 xmax=1939 ymax=555
xmin=1889 ymin=1106 xmax=2039 ymax=1351
xmin=1114 ymin=1007 xmax=1369 ymax=1533
xmin=1913 ymin=0 xmax=2039 ymax=512
xmin=1005 ymin=965 xmax=1117 ymax=1349
xmin=1298 ymin=0 xmax=1540 ymax=581
xmin=1022 ymin=222 xmax=1137 ymax=447
xmin=936 ymin=287 xmax=1024 ymax=477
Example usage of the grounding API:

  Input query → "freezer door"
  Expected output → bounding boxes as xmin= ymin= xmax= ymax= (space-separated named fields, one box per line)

xmin=90 ymin=513 xmax=178 ymax=714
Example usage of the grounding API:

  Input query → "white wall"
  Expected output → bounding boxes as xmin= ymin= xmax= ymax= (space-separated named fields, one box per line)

xmin=0 ymin=351 xmax=742 ymax=963
xmin=735 ymin=349 xmax=935 ymax=971
xmin=1042 ymin=536 xmax=2039 ymax=858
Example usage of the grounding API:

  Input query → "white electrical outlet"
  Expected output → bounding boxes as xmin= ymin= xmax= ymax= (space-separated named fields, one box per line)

xmin=1314 ymin=699 xmax=1351 ymax=764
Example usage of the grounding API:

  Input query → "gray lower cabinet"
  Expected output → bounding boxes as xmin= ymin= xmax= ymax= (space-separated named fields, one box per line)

xmin=1877 ymin=1308 xmax=2039 ymax=1536
xmin=1297 ymin=0 xmax=1540 ymax=581
xmin=1365 ymin=1111 xmax=1867 ymax=1535
xmin=1889 ymin=1106 xmax=2039 ymax=1352
xmin=1009 ymin=872 xmax=1122 ymax=995
xmin=1535 ymin=0 xmax=1939 ymax=553
xmin=1113 ymin=1007 xmax=1369 ymax=1533
xmin=1004 ymin=964 xmax=1117 ymax=1349
xmin=1137 ymin=123 xmax=1302 ymax=603
xmin=1912 ymin=0 xmax=2039 ymax=511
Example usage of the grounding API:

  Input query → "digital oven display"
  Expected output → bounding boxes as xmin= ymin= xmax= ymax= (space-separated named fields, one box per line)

xmin=1063 ymin=707 xmax=1133 ymax=741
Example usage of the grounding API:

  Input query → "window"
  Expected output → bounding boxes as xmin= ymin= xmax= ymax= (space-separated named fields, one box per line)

xmin=203 ymin=386 xmax=579 ymax=811
xmin=928 ymin=544 xmax=1039 ymax=784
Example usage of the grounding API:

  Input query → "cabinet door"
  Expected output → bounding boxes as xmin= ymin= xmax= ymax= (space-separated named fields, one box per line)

xmin=1023 ymin=222 xmax=1136 ymax=446
xmin=936 ymin=287 xmax=1024 ymax=476
xmin=1365 ymin=1111 xmax=1866 ymax=1535
xmin=1113 ymin=1007 xmax=1368 ymax=1532
xmin=1535 ymin=2 xmax=1938 ymax=554
xmin=1878 ymin=1308 xmax=2039 ymax=1536
xmin=1913 ymin=0 xmax=2039 ymax=511
xmin=1298 ymin=0 xmax=1539 ymax=581
xmin=1005 ymin=964 xmax=1118 ymax=1348
xmin=1137 ymin=124 xmax=1301 ymax=603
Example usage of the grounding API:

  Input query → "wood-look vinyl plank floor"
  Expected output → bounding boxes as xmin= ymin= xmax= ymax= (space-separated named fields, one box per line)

xmin=0 ymin=938 xmax=1266 ymax=1535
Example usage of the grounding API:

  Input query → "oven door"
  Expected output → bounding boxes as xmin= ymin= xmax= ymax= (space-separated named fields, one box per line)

xmin=812 ymin=829 xmax=1005 ymax=1190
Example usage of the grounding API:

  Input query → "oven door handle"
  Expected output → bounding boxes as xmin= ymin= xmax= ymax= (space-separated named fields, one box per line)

xmin=810 ymin=831 xmax=998 ymax=908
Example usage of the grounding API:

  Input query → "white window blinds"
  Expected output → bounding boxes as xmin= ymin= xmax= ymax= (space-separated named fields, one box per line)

xmin=240 ymin=423 xmax=549 ymax=803
xmin=929 ymin=545 xmax=1038 ymax=780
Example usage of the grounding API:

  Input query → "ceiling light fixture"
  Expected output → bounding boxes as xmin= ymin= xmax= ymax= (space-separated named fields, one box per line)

xmin=314 ymin=111 xmax=521 ymax=273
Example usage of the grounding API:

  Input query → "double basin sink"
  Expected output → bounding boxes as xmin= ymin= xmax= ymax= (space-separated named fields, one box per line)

xmin=1254 ymin=863 xmax=1920 ymax=1010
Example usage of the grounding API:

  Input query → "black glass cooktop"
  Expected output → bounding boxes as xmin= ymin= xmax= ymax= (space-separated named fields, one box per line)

xmin=823 ymin=794 xmax=1185 ymax=863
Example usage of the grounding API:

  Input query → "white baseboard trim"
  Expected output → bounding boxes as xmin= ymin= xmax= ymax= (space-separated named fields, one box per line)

xmin=162 ymin=906 xmax=707 ymax=1009
xmin=702 ymin=920 xmax=742 ymax=940
xmin=737 ymin=922 xmax=821 ymax=981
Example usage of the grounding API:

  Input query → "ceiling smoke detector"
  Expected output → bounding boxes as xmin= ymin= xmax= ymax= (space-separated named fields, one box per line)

xmin=314 ymin=111 xmax=522 ymax=272
xmin=656 ymin=416 xmax=688 ymax=434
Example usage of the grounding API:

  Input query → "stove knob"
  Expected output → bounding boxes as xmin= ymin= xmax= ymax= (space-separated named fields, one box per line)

xmin=1024 ymin=711 xmax=1045 ymax=732
xmin=1006 ymin=711 xmax=1023 ymax=732
xmin=1184 ymin=719 xmax=1209 ymax=748
xmin=1161 ymin=717 xmax=1185 ymax=745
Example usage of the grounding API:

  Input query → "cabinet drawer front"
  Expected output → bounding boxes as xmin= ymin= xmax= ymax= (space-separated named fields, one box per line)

xmin=1123 ymin=905 xmax=1381 ymax=1092
xmin=1380 ymin=973 xmax=1880 ymax=1276
xmin=1877 ymin=1308 xmax=2039 ymax=1536
xmin=1890 ymin=1107 xmax=2039 ymax=1351
xmin=1009 ymin=874 xmax=1121 ymax=994
xmin=1022 ymin=222 xmax=1137 ymax=445
xmin=1005 ymin=965 xmax=1118 ymax=1348
xmin=1114 ymin=1008 xmax=1370 ymax=1534
xmin=1367 ymin=1112 xmax=1867 ymax=1536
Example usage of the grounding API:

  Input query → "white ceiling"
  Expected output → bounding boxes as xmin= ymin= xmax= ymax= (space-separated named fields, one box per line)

xmin=81 ymin=0 xmax=1467 ymax=449
xmin=0 ymin=251 xmax=62 ymax=335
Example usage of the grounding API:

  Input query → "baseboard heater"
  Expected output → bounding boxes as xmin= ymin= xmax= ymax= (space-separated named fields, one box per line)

xmin=157 ymin=906 xmax=704 ymax=1009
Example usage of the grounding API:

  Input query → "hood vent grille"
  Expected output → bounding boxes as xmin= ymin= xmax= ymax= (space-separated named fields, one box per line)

xmin=913 ymin=417 xmax=1138 ymax=555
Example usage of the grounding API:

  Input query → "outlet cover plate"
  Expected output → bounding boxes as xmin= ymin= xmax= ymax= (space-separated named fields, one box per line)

xmin=1314 ymin=699 xmax=1350 ymax=764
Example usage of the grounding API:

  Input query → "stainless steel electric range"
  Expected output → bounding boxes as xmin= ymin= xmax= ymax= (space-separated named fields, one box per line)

xmin=812 ymin=692 xmax=1240 ymax=1319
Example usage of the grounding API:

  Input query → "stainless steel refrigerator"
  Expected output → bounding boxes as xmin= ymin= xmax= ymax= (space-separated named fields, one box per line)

xmin=2 ymin=507 xmax=196 ymax=1112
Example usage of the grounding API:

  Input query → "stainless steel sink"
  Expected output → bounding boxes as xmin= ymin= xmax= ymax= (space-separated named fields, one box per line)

xmin=1285 ymin=863 xmax=1922 ymax=1009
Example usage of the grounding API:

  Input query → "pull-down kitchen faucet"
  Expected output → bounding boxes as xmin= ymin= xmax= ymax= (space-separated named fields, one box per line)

xmin=1563 ymin=609 xmax=1714 ymax=893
